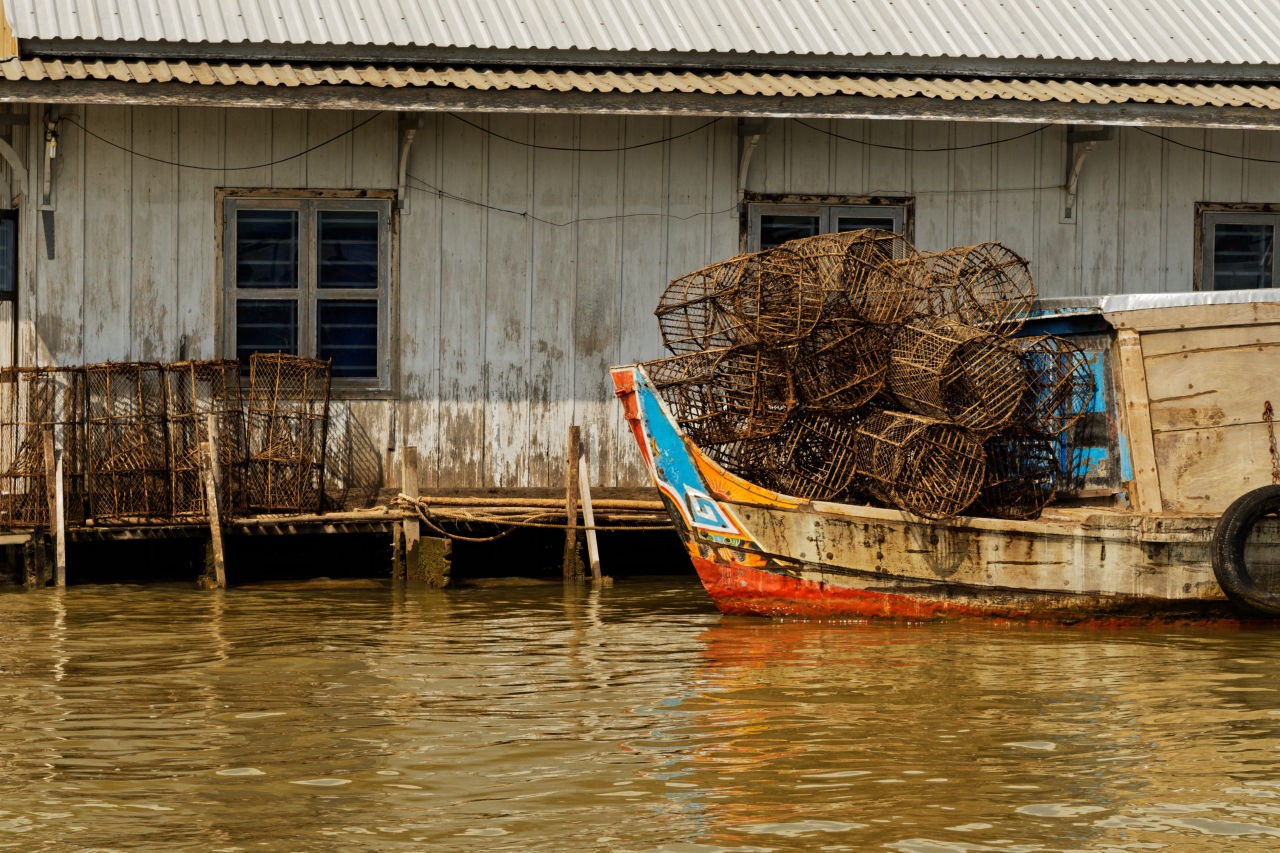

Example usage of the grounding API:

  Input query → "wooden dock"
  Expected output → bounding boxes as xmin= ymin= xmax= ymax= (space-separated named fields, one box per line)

xmin=3 ymin=487 xmax=674 ymax=589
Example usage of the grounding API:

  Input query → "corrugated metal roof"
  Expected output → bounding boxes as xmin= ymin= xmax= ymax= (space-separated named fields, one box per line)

xmin=5 ymin=56 xmax=1280 ymax=110
xmin=7 ymin=1 xmax=1280 ymax=67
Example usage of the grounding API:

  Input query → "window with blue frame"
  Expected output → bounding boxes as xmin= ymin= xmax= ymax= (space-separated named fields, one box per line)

xmin=1199 ymin=205 xmax=1280 ymax=291
xmin=223 ymin=194 xmax=391 ymax=388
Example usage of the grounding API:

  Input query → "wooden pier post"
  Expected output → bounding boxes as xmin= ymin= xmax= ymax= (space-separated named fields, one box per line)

xmin=563 ymin=426 xmax=584 ymax=579
xmin=42 ymin=426 xmax=65 ymax=586
xmin=398 ymin=446 xmax=420 ymax=583
xmin=53 ymin=449 xmax=65 ymax=586
xmin=200 ymin=415 xmax=227 ymax=589
xmin=577 ymin=441 xmax=602 ymax=584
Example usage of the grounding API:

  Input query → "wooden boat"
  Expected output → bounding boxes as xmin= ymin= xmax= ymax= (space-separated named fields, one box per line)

xmin=612 ymin=290 xmax=1280 ymax=623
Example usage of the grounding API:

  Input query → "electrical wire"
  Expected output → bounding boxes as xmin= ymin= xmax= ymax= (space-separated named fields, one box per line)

xmin=405 ymin=173 xmax=737 ymax=226
xmin=1135 ymin=127 xmax=1280 ymax=164
xmin=794 ymin=119 xmax=1051 ymax=152
xmin=60 ymin=111 xmax=386 ymax=171
xmin=446 ymin=113 xmax=722 ymax=151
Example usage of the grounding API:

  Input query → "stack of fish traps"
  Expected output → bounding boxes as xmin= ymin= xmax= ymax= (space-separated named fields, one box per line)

xmin=647 ymin=230 xmax=1095 ymax=520
xmin=0 ymin=354 xmax=331 ymax=527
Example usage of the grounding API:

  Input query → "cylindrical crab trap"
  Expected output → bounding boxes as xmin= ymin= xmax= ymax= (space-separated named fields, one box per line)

xmin=655 ymin=254 xmax=755 ymax=354
xmin=246 ymin=353 xmax=331 ymax=514
xmin=1013 ymin=335 xmax=1096 ymax=436
xmin=768 ymin=410 xmax=864 ymax=502
xmin=700 ymin=436 xmax=787 ymax=494
xmin=790 ymin=319 xmax=890 ymax=412
xmin=165 ymin=360 xmax=247 ymax=518
xmin=723 ymin=246 xmax=825 ymax=345
xmin=0 ymin=367 xmax=87 ymax=527
xmin=975 ymin=430 xmax=1060 ymax=520
xmin=888 ymin=319 xmax=1027 ymax=435
xmin=643 ymin=346 xmax=793 ymax=445
xmin=854 ymin=410 xmax=986 ymax=520
xmin=916 ymin=242 xmax=1035 ymax=331
xmin=84 ymin=362 xmax=171 ymax=521
xmin=837 ymin=229 xmax=927 ymax=325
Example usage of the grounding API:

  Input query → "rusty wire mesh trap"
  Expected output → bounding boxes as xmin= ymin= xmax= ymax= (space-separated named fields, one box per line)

xmin=888 ymin=319 xmax=1027 ymax=435
xmin=789 ymin=319 xmax=890 ymax=412
xmin=917 ymin=242 xmax=1035 ymax=331
xmin=246 ymin=353 xmax=331 ymax=514
xmin=84 ymin=362 xmax=171 ymax=521
xmin=644 ymin=346 xmax=793 ymax=445
xmin=975 ymin=430 xmax=1060 ymax=520
xmin=767 ymin=410 xmax=864 ymax=501
xmin=1014 ymin=335 xmax=1096 ymax=437
xmin=723 ymin=246 xmax=825 ymax=345
xmin=0 ymin=367 xmax=87 ymax=527
xmin=655 ymin=255 xmax=756 ymax=355
xmin=166 ymin=360 xmax=247 ymax=518
xmin=854 ymin=410 xmax=987 ymax=520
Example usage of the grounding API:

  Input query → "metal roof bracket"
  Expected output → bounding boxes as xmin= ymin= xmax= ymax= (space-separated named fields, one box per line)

xmin=1063 ymin=125 xmax=1114 ymax=223
xmin=397 ymin=112 xmax=423 ymax=213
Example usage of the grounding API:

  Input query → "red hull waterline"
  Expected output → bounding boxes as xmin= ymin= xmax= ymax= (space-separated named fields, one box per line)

xmin=689 ymin=555 xmax=1247 ymax=628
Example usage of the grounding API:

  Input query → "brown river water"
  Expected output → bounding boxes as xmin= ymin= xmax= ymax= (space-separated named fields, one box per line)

xmin=3 ymin=573 xmax=1280 ymax=851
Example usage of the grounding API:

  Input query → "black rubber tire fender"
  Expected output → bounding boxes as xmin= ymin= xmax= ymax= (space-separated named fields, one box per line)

xmin=1212 ymin=485 xmax=1280 ymax=616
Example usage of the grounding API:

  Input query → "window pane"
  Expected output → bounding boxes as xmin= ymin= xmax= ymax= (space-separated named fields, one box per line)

xmin=236 ymin=210 xmax=298 ymax=288
xmin=0 ymin=215 xmax=15 ymax=296
xmin=760 ymin=215 xmax=819 ymax=249
xmin=1213 ymin=223 xmax=1274 ymax=290
xmin=236 ymin=299 xmax=298 ymax=362
xmin=317 ymin=299 xmax=378 ymax=378
xmin=318 ymin=210 xmax=379 ymax=288
xmin=835 ymin=215 xmax=898 ymax=233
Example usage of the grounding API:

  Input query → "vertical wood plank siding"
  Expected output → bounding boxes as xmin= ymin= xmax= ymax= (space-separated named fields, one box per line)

xmin=25 ymin=106 xmax=1280 ymax=490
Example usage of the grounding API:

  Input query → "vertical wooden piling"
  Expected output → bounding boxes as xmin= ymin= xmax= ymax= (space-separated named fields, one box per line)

xmin=578 ymin=443 xmax=602 ymax=583
xmin=53 ymin=449 xmax=65 ymax=586
xmin=563 ymin=425 xmax=583 ymax=579
xmin=200 ymin=415 xmax=226 ymax=589
xmin=42 ymin=427 xmax=65 ymax=586
xmin=399 ymin=446 xmax=420 ymax=583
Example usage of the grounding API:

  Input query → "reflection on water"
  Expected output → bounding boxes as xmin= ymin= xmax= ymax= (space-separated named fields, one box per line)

xmin=3 ymin=576 xmax=1280 ymax=850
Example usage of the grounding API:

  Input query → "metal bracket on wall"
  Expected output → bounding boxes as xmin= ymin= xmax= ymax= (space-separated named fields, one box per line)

xmin=1063 ymin=125 xmax=1114 ymax=223
xmin=41 ymin=108 xmax=59 ymax=258
xmin=397 ymin=113 xmax=423 ymax=213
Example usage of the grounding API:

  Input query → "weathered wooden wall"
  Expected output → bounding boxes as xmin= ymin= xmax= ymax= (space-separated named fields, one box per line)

xmin=747 ymin=120 xmax=1280 ymax=297
xmin=18 ymin=105 xmax=1280 ymax=492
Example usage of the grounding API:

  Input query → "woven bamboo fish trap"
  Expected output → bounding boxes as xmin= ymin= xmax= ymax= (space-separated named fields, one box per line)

xmin=888 ymin=319 xmax=1027 ymax=435
xmin=246 ymin=353 xmax=331 ymax=514
xmin=643 ymin=346 xmax=793 ymax=445
xmin=166 ymin=360 xmax=247 ymax=518
xmin=0 ymin=367 xmax=87 ymax=527
xmin=768 ymin=410 xmax=864 ymax=501
xmin=837 ymin=230 xmax=927 ymax=324
xmin=700 ymin=437 xmax=787 ymax=494
xmin=724 ymin=245 xmax=825 ymax=345
xmin=655 ymin=254 xmax=755 ymax=354
xmin=855 ymin=410 xmax=986 ymax=519
xmin=916 ymin=242 xmax=1036 ymax=330
xmin=975 ymin=430 xmax=1060 ymax=520
xmin=84 ymin=362 xmax=171 ymax=521
xmin=1013 ymin=335 xmax=1096 ymax=436
xmin=790 ymin=319 xmax=890 ymax=412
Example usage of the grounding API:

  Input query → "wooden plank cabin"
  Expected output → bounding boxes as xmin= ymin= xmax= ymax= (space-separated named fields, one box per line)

xmin=0 ymin=0 xmax=1279 ymax=585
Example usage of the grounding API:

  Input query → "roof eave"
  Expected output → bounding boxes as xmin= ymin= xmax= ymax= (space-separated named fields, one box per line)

xmin=18 ymin=37 xmax=1278 ymax=84
xmin=5 ymin=77 xmax=1280 ymax=131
